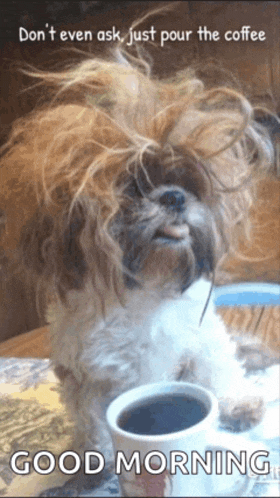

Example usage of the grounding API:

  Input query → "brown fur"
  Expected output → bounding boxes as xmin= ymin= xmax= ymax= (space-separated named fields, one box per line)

xmin=0 ymin=49 xmax=274 ymax=313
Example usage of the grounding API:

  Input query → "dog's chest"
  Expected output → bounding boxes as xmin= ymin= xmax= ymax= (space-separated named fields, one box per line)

xmin=49 ymin=279 xmax=221 ymax=388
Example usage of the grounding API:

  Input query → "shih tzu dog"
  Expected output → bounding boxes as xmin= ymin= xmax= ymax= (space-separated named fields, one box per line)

xmin=0 ymin=47 xmax=275 ymax=461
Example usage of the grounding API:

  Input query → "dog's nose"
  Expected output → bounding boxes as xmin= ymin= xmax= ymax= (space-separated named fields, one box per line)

xmin=159 ymin=190 xmax=186 ymax=212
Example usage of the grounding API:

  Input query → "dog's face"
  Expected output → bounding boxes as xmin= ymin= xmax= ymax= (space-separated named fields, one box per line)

xmin=18 ymin=142 xmax=222 ymax=302
xmin=111 ymin=147 xmax=218 ymax=293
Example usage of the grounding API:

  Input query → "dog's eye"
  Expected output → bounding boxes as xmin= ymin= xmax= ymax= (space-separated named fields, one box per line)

xmin=125 ymin=179 xmax=144 ymax=198
xmin=125 ymin=169 xmax=157 ymax=199
xmin=137 ymin=170 xmax=155 ymax=195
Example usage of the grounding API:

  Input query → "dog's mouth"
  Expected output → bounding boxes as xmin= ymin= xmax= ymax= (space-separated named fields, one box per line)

xmin=153 ymin=224 xmax=190 ymax=242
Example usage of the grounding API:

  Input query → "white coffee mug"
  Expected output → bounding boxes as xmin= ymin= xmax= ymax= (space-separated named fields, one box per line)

xmin=106 ymin=381 xmax=265 ymax=497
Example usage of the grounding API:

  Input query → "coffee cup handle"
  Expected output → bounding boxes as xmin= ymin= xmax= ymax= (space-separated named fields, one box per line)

xmin=205 ymin=431 xmax=259 ymax=497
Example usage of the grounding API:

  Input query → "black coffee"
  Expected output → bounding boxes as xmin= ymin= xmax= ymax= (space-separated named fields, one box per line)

xmin=118 ymin=394 xmax=208 ymax=435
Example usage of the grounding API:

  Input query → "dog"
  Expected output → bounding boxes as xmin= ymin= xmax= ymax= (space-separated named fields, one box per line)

xmin=0 ymin=46 xmax=276 ymax=463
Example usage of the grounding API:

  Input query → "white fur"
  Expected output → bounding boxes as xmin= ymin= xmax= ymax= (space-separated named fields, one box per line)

xmin=48 ymin=278 xmax=260 ymax=459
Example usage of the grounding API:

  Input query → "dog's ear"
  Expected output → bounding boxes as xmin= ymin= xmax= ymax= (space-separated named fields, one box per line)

xmin=19 ymin=202 xmax=88 ymax=292
xmin=62 ymin=204 xmax=88 ymax=289
xmin=20 ymin=211 xmax=54 ymax=275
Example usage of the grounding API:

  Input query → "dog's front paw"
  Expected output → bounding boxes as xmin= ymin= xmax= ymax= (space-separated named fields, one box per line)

xmin=219 ymin=396 xmax=265 ymax=432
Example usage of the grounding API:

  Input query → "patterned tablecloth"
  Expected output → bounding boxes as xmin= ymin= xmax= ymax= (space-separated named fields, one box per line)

xmin=0 ymin=358 xmax=279 ymax=497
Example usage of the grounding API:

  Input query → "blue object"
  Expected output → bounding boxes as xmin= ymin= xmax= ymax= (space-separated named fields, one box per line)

xmin=214 ymin=283 xmax=280 ymax=307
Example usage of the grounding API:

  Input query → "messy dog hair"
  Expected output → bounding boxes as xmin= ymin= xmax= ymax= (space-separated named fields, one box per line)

xmin=0 ymin=48 xmax=274 ymax=312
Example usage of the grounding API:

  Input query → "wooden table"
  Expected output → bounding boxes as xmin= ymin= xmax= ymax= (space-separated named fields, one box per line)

xmin=1 ymin=325 xmax=51 ymax=357
xmin=217 ymin=305 xmax=280 ymax=352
